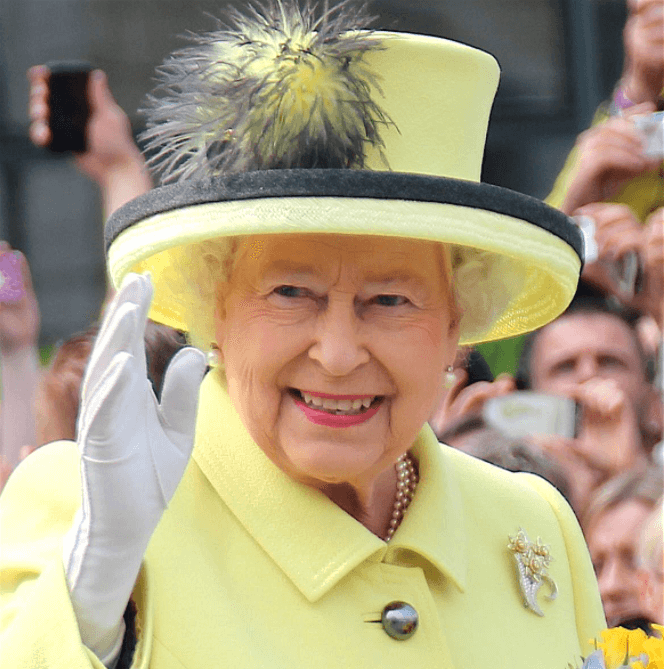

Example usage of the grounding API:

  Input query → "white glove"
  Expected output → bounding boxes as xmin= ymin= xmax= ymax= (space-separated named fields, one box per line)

xmin=62 ymin=273 xmax=207 ymax=666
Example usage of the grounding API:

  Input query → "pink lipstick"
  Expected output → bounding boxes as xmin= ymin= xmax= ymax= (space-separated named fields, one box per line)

xmin=292 ymin=394 xmax=382 ymax=428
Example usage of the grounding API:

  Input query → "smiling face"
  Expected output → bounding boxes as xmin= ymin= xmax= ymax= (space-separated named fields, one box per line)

xmin=215 ymin=234 xmax=459 ymax=492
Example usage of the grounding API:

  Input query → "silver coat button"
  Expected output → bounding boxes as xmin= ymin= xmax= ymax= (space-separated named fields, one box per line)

xmin=381 ymin=601 xmax=419 ymax=640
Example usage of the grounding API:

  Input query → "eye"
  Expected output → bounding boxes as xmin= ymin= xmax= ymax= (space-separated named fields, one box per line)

xmin=372 ymin=294 xmax=410 ymax=307
xmin=273 ymin=285 xmax=307 ymax=298
xmin=552 ymin=359 xmax=575 ymax=375
xmin=598 ymin=355 xmax=626 ymax=370
xmin=592 ymin=559 xmax=604 ymax=577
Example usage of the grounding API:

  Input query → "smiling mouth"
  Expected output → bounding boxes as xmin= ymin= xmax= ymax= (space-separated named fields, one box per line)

xmin=289 ymin=389 xmax=383 ymax=415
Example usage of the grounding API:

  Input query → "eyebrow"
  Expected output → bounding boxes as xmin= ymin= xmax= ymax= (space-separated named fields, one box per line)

xmin=264 ymin=261 xmax=431 ymax=287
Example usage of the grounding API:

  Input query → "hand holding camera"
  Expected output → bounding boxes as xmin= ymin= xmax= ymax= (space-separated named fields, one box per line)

xmin=573 ymin=203 xmax=645 ymax=298
xmin=559 ymin=104 xmax=661 ymax=215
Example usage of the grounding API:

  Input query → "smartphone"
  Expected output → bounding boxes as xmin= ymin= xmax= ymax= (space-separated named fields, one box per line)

xmin=45 ymin=60 xmax=93 ymax=153
xmin=483 ymin=392 xmax=581 ymax=440
xmin=0 ymin=251 xmax=25 ymax=303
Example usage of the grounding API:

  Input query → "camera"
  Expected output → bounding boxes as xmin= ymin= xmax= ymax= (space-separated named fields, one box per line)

xmin=483 ymin=392 xmax=580 ymax=440
xmin=633 ymin=112 xmax=664 ymax=160
xmin=573 ymin=214 xmax=643 ymax=297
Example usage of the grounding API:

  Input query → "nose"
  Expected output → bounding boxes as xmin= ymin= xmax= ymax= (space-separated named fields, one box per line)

xmin=598 ymin=557 xmax=628 ymax=603
xmin=575 ymin=355 xmax=598 ymax=384
xmin=308 ymin=295 xmax=370 ymax=376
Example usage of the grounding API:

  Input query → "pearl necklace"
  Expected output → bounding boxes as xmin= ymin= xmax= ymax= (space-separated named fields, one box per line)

xmin=385 ymin=453 xmax=418 ymax=542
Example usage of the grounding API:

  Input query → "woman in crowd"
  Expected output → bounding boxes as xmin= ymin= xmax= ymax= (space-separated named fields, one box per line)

xmin=1 ymin=2 xmax=605 ymax=668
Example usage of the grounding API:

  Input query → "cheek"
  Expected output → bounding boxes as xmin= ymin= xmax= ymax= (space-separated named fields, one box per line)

xmin=381 ymin=317 xmax=453 ymax=401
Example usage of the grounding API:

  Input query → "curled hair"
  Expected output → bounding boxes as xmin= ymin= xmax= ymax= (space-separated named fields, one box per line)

xmin=452 ymin=246 xmax=524 ymax=343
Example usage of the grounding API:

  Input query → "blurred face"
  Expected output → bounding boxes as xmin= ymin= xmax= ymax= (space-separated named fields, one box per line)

xmin=215 ymin=234 xmax=459 ymax=492
xmin=586 ymin=499 xmax=653 ymax=626
xmin=529 ymin=313 xmax=648 ymax=408
xmin=34 ymin=375 xmax=76 ymax=445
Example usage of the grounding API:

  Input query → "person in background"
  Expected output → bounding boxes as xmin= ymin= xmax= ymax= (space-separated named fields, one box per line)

xmin=439 ymin=419 xmax=573 ymax=507
xmin=515 ymin=282 xmax=661 ymax=516
xmin=517 ymin=282 xmax=661 ymax=455
xmin=0 ymin=244 xmax=40 ymax=481
xmin=636 ymin=498 xmax=663 ymax=627
xmin=583 ymin=468 xmax=662 ymax=629
xmin=33 ymin=326 xmax=98 ymax=448
xmin=547 ymin=0 xmax=663 ymax=220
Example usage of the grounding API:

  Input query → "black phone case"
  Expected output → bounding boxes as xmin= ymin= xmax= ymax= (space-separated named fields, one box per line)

xmin=46 ymin=61 xmax=93 ymax=153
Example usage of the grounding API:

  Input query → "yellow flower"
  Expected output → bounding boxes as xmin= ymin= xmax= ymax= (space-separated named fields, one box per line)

xmin=592 ymin=626 xmax=664 ymax=669
xmin=597 ymin=627 xmax=632 ymax=668
xmin=636 ymin=630 xmax=664 ymax=669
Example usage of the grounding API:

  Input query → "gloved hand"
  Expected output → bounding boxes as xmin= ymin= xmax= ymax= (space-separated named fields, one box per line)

xmin=62 ymin=273 xmax=207 ymax=666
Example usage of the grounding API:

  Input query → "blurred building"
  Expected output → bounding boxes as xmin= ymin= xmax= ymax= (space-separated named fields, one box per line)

xmin=0 ymin=0 xmax=627 ymax=345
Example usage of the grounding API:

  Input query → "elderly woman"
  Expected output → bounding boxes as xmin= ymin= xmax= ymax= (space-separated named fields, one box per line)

xmin=0 ymin=2 xmax=605 ymax=668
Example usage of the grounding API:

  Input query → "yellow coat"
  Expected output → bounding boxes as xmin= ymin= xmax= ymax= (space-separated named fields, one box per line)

xmin=1 ymin=370 xmax=605 ymax=668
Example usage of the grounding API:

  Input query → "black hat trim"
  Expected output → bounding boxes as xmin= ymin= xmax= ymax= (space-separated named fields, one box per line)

xmin=105 ymin=168 xmax=583 ymax=263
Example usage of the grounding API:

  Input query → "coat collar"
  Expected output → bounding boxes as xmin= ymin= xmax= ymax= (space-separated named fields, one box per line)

xmin=192 ymin=370 xmax=467 ymax=602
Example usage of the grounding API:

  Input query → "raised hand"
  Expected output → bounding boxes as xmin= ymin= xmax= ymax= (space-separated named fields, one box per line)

xmin=573 ymin=203 xmax=644 ymax=299
xmin=62 ymin=273 xmax=206 ymax=665
xmin=0 ymin=244 xmax=40 ymax=469
xmin=559 ymin=106 xmax=661 ymax=215
xmin=0 ymin=243 xmax=40 ymax=354
xmin=623 ymin=0 xmax=664 ymax=105
xmin=429 ymin=367 xmax=516 ymax=439
xmin=27 ymin=65 xmax=152 ymax=218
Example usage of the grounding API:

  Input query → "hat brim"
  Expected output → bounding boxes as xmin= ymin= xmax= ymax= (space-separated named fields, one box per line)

xmin=106 ymin=169 xmax=583 ymax=345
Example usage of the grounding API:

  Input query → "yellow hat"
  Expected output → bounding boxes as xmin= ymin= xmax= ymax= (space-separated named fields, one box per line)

xmin=105 ymin=1 xmax=582 ymax=346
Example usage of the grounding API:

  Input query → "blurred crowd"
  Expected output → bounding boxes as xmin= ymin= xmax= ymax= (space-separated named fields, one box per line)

xmin=1 ymin=0 xmax=662 ymax=636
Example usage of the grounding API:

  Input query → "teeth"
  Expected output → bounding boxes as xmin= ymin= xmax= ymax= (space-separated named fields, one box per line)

xmin=299 ymin=392 xmax=377 ymax=414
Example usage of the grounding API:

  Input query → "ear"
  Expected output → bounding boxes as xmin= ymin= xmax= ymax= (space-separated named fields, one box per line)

xmin=642 ymin=385 xmax=663 ymax=449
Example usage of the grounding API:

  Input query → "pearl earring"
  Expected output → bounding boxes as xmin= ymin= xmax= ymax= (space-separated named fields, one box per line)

xmin=444 ymin=365 xmax=456 ymax=389
xmin=207 ymin=346 xmax=220 ymax=367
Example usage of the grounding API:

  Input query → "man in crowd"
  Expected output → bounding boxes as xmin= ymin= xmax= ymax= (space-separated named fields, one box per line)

xmin=583 ymin=469 xmax=661 ymax=628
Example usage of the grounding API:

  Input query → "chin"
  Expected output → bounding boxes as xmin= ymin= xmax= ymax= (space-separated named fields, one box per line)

xmin=283 ymin=440 xmax=387 ymax=486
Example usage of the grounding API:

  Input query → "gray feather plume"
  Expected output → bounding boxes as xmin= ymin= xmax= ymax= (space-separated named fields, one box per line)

xmin=141 ymin=0 xmax=394 ymax=183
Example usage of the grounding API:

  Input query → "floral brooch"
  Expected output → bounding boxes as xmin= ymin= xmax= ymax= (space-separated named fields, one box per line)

xmin=508 ymin=528 xmax=558 ymax=616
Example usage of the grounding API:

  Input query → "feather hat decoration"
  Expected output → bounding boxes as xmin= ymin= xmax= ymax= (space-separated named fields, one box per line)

xmin=141 ymin=0 xmax=393 ymax=183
